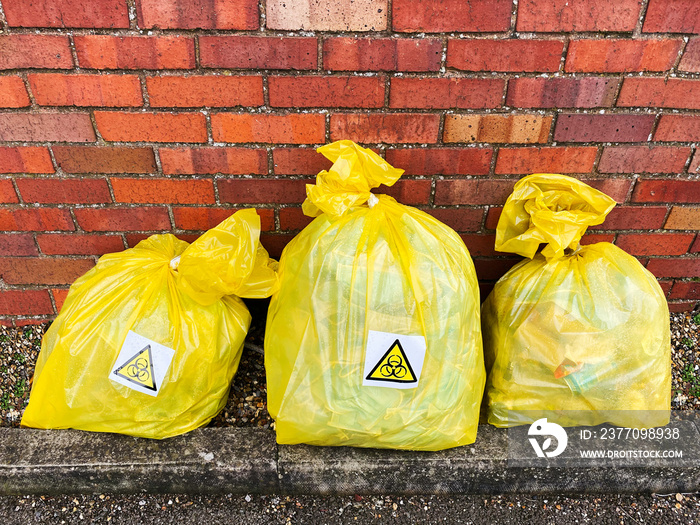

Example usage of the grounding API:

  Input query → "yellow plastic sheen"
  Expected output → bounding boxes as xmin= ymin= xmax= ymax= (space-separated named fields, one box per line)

xmin=21 ymin=209 xmax=278 ymax=439
xmin=265 ymin=140 xmax=485 ymax=451
xmin=483 ymin=174 xmax=671 ymax=428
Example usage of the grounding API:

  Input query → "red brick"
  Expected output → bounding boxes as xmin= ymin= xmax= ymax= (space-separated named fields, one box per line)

xmin=147 ymin=75 xmax=263 ymax=108
xmin=658 ymin=280 xmax=673 ymax=296
xmin=0 ymin=77 xmax=30 ymax=108
xmin=0 ymin=290 xmax=53 ymax=316
xmin=199 ymin=36 xmax=317 ymax=70
xmin=618 ymin=78 xmax=700 ymax=109
xmin=37 ymin=234 xmax=124 ymax=255
xmin=554 ymin=114 xmax=655 ymax=143
xmin=74 ymin=207 xmax=171 ymax=232
xmin=4 ymin=0 xmax=128 ymax=28
xmin=279 ymin=207 xmax=313 ymax=231
xmin=669 ymin=281 xmax=700 ymax=300
xmin=126 ymin=233 xmax=200 ymax=248
xmin=447 ymin=39 xmax=565 ymax=73
xmin=161 ymin=147 xmax=267 ymax=175
xmin=385 ymin=148 xmax=493 ymax=176
xmin=668 ymin=301 xmax=698 ymax=312
xmin=0 ymin=180 xmax=18 ymax=204
xmin=0 ymin=113 xmax=95 ymax=142
xmin=425 ymin=208 xmax=485 ymax=232
xmin=74 ymin=35 xmax=195 ymax=70
xmin=598 ymin=206 xmax=668 ymax=230
xmin=52 ymin=288 xmax=70 ymax=313
xmin=211 ymin=114 xmax=325 ymax=144
xmin=173 ymin=207 xmax=275 ymax=231
xmin=273 ymin=148 xmax=332 ymax=175
xmin=692 ymin=237 xmax=700 ymax=254
xmin=0 ymin=234 xmax=38 ymax=256
xmin=218 ymin=179 xmax=310 ymax=204
xmin=17 ymin=178 xmax=111 ymax=204
xmin=14 ymin=319 xmax=53 ymax=326
xmin=643 ymin=0 xmax=700 ymax=33
xmin=679 ymin=38 xmax=700 ymax=73
xmin=517 ymin=0 xmax=641 ymax=32
xmin=393 ymin=0 xmax=512 ymax=32
xmin=443 ymin=114 xmax=552 ymax=144
xmin=260 ymin=233 xmax=295 ymax=260
xmin=94 ymin=112 xmax=207 ymax=143
xmin=506 ymin=77 xmax=619 ymax=108
xmin=458 ymin=234 xmax=496 ymax=256
xmin=665 ymin=207 xmax=700 ymax=230
xmin=581 ymin=233 xmax=616 ymax=245
xmin=690 ymin=151 xmax=700 ymax=175
xmin=390 ymin=78 xmax=504 ymax=109
xmin=646 ymin=258 xmax=700 ymax=279
xmin=29 ymin=74 xmax=142 ymax=108
xmin=599 ymin=146 xmax=691 ymax=174
xmin=323 ymin=38 xmax=441 ymax=72
xmin=53 ymin=146 xmax=156 ymax=174
xmin=495 ymin=147 xmax=597 ymax=174
xmin=111 ymin=178 xmax=215 ymax=205
xmin=0 ymin=35 xmax=73 ymax=70
xmin=376 ymin=179 xmax=431 ymax=205
xmin=654 ymin=116 xmax=700 ymax=142
xmin=632 ymin=179 xmax=700 ymax=203
xmin=473 ymin=258 xmax=520 ymax=280
xmin=136 ymin=0 xmax=258 ymax=29
xmin=0 ymin=147 xmax=54 ymax=174
xmin=485 ymin=207 xmax=502 ymax=229
xmin=0 ymin=257 xmax=95 ymax=285
xmin=434 ymin=179 xmax=516 ymax=205
xmin=616 ymin=233 xmax=694 ymax=256
xmin=582 ymin=178 xmax=632 ymax=203
xmin=330 ymin=114 xmax=440 ymax=144
xmin=0 ymin=209 xmax=75 ymax=231
xmin=269 ymin=77 xmax=385 ymax=108
xmin=565 ymin=39 xmax=682 ymax=72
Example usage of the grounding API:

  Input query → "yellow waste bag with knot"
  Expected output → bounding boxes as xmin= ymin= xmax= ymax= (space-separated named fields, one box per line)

xmin=482 ymin=174 xmax=671 ymax=429
xmin=22 ymin=209 xmax=278 ymax=439
xmin=265 ymin=140 xmax=485 ymax=451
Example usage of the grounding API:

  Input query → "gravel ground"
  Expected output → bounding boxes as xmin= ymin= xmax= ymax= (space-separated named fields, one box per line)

xmin=0 ymin=492 xmax=699 ymax=524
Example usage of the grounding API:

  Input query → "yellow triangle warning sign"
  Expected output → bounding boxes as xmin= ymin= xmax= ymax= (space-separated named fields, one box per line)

xmin=112 ymin=345 xmax=157 ymax=391
xmin=365 ymin=339 xmax=417 ymax=384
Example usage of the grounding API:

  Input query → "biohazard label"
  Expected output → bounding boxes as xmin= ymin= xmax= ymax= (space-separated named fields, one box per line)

xmin=109 ymin=331 xmax=175 ymax=397
xmin=362 ymin=330 xmax=426 ymax=390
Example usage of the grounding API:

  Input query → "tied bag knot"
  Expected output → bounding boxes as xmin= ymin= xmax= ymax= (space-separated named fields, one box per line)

xmin=301 ymin=140 xmax=404 ymax=218
xmin=495 ymin=173 xmax=616 ymax=260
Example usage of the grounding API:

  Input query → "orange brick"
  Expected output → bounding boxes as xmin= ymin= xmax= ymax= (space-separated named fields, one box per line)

xmin=160 ymin=147 xmax=267 ymax=175
xmin=0 ymin=180 xmax=18 ymax=203
xmin=94 ymin=112 xmax=207 ymax=143
xmin=111 ymin=178 xmax=215 ymax=204
xmin=330 ymin=113 xmax=440 ymax=144
xmin=29 ymin=73 xmax=143 ymax=107
xmin=211 ymin=114 xmax=325 ymax=144
xmin=74 ymin=35 xmax=195 ymax=70
xmin=0 ymin=77 xmax=30 ymax=108
xmin=146 ymin=75 xmax=263 ymax=108
xmin=269 ymin=77 xmax=385 ymax=108
xmin=443 ymin=115 xmax=552 ymax=144
xmin=565 ymin=39 xmax=682 ymax=73
xmin=0 ymin=209 xmax=75 ymax=231
xmin=0 ymin=147 xmax=54 ymax=174
xmin=665 ymin=207 xmax=700 ymax=230
xmin=136 ymin=0 xmax=258 ymax=29
xmin=618 ymin=78 xmax=700 ymax=110
xmin=51 ymin=288 xmax=70 ymax=313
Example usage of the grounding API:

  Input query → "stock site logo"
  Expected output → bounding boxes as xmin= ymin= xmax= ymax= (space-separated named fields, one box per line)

xmin=528 ymin=418 xmax=568 ymax=458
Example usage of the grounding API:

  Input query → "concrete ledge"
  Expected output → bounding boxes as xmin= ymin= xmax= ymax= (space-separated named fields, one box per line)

xmin=2 ymin=421 xmax=699 ymax=495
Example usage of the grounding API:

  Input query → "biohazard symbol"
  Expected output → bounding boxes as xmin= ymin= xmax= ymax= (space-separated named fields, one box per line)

xmin=365 ymin=339 xmax=417 ymax=383
xmin=112 ymin=345 xmax=157 ymax=391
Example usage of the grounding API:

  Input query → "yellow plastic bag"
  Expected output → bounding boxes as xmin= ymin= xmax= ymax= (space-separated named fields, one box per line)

xmin=22 ymin=209 xmax=278 ymax=439
xmin=482 ymin=174 xmax=671 ymax=428
xmin=265 ymin=140 xmax=484 ymax=451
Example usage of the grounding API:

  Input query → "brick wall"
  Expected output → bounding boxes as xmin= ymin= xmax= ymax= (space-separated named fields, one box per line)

xmin=0 ymin=0 xmax=698 ymax=324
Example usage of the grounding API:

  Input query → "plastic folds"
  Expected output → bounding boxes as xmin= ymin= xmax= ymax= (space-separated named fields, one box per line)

xmin=482 ymin=174 xmax=671 ymax=428
xmin=265 ymin=140 xmax=485 ymax=451
xmin=22 ymin=209 xmax=278 ymax=439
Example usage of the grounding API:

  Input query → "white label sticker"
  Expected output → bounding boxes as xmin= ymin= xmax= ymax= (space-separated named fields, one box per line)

xmin=362 ymin=330 xmax=427 ymax=389
xmin=109 ymin=331 xmax=175 ymax=397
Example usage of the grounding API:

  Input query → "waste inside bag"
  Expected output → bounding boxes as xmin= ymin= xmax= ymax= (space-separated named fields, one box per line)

xmin=482 ymin=174 xmax=671 ymax=429
xmin=265 ymin=140 xmax=485 ymax=451
xmin=21 ymin=209 xmax=278 ymax=439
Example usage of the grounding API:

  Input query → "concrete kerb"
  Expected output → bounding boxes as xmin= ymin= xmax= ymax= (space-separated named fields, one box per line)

xmin=2 ymin=414 xmax=699 ymax=496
